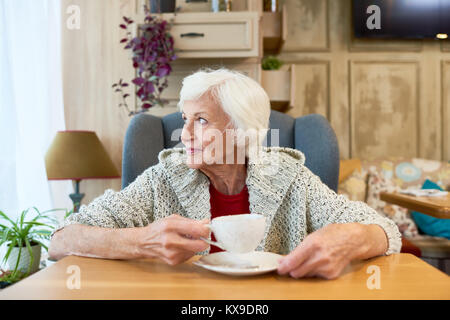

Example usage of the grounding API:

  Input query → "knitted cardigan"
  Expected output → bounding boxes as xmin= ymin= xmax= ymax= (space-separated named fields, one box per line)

xmin=62 ymin=147 xmax=402 ymax=255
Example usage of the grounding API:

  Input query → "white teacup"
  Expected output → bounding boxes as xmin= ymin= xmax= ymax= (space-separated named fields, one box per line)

xmin=201 ymin=214 xmax=266 ymax=253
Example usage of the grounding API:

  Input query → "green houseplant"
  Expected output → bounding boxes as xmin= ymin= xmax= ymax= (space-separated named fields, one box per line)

xmin=113 ymin=5 xmax=178 ymax=116
xmin=262 ymin=55 xmax=283 ymax=71
xmin=0 ymin=207 xmax=64 ymax=285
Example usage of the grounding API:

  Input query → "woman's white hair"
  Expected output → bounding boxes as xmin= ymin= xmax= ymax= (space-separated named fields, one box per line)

xmin=177 ymin=68 xmax=271 ymax=150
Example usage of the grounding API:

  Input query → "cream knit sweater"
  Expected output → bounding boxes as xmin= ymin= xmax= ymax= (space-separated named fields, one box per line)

xmin=63 ymin=147 xmax=402 ymax=255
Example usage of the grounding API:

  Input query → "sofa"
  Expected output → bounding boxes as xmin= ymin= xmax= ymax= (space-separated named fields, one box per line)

xmin=338 ymin=157 xmax=450 ymax=275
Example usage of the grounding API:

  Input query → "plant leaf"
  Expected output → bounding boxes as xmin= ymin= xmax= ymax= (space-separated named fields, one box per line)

xmin=1 ymin=227 xmax=15 ymax=245
xmin=0 ymin=210 xmax=17 ymax=229
xmin=23 ymin=238 xmax=33 ymax=276
xmin=19 ymin=208 xmax=28 ymax=231
xmin=30 ymin=229 xmax=52 ymax=236
xmin=23 ymin=221 xmax=52 ymax=227
xmin=3 ymin=237 xmax=17 ymax=265
xmin=132 ymin=77 xmax=145 ymax=86
xmin=32 ymin=239 xmax=48 ymax=251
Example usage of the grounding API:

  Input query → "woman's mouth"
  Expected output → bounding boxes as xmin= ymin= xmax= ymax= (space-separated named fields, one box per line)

xmin=186 ymin=148 xmax=202 ymax=154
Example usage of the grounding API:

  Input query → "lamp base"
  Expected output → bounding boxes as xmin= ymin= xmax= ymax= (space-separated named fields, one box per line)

xmin=70 ymin=180 xmax=84 ymax=213
xmin=69 ymin=192 xmax=84 ymax=213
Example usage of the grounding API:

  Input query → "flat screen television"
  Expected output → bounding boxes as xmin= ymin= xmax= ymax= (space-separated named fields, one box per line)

xmin=353 ymin=0 xmax=450 ymax=39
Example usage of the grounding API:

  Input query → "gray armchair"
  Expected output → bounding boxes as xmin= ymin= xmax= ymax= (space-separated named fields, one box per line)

xmin=122 ymin=110 xmax=340 ymax=192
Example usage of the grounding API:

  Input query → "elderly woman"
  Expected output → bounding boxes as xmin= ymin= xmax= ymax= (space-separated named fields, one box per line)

xmin=49 ymin=68 xmax=401 ymax=279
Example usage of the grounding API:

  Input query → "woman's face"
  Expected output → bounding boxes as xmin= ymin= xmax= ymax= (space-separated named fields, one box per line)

xmin=180 ymin=93 xmax=238 ymax=169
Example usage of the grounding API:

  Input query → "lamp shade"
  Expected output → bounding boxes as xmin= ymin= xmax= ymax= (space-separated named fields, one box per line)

xmin=45 ymin=131 xmax=120 ymax=180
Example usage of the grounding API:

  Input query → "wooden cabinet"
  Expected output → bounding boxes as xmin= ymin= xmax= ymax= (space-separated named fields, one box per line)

xmin=159 ymin=12 xmax=260 ymax=58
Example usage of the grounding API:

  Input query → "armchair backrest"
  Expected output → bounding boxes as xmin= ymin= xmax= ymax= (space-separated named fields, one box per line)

xmin=122 ymin=110 xmax=340 ymax=192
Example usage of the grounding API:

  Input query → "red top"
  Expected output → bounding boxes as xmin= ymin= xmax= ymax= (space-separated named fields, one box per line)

xmin=208 ymin=183 xmax=250 ymax=253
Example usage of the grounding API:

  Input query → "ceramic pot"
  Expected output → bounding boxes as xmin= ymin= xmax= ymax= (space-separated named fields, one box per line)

xmin=6 ymin=243 xmax=41 ymax=274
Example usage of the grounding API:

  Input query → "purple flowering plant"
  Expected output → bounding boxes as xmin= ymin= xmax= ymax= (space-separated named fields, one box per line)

xmin=112 ymin=5 xmax=178 ymax=116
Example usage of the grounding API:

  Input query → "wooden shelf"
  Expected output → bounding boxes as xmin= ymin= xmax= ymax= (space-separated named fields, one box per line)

xmin=261 ymin=64 xmax=296 ymax=111
xmin=262 ymin=4 xmax=287 ymax=54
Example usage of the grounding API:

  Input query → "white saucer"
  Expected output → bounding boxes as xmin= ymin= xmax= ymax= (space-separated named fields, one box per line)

xmin=193 ymin=251 xmax=282 ymax=276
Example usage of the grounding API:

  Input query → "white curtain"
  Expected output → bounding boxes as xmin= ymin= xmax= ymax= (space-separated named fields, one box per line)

xmin=0 ymin=0 xmax=73 ymax=225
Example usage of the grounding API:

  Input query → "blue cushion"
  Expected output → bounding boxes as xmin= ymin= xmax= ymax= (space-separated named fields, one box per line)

xmin=410 ymin=180 xmax=450 ymax=239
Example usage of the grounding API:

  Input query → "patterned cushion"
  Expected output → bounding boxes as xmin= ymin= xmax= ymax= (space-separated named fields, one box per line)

xmin=338 ymin=168 xmax=367 ymax=202
xmin=338 ymin=157 xmax=449 ymax=238
xmin=363 ymin=158 xmax=450 ymax=191
xmin=366 ymin=168 xmax=419 ymax=238
xmin=339 ymin=159 xmax=362 ymax=183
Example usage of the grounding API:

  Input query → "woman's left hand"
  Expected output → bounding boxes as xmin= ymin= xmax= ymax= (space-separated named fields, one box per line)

xmin=277 ymin=223 xmax=368 ymax=280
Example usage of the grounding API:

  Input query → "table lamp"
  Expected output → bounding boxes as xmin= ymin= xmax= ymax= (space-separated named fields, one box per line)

xmin=45 ymin=130 xmax=120 ymax=212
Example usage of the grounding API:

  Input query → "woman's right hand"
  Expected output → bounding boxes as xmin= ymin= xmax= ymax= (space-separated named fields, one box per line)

xmin=136 ymin=214 xmax=210 ymax=266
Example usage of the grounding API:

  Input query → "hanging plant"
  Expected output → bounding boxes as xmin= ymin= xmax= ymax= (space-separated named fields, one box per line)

xmin=113 ymin=5 xmax=178 ymax=116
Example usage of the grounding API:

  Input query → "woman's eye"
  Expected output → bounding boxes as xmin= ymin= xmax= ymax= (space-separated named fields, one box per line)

xmin=198 ymin=118 xmax=207 ymax=125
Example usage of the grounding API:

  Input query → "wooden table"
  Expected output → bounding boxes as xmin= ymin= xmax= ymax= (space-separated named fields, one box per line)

xmin=380 ymin=192 xmax=450 ymax=219
xmin=0 ymin=253 xmax=449 ymax=300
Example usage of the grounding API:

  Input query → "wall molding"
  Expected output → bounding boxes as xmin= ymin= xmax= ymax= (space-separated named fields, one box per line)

xmin=348 ymin=60 xmax=421 ymax=159
xmin=283 ymin=0 xmax=330 ymax=52
xmin=442 ymin=61 xmax=450 ymax=160
xmin=288 ymin=60 xmax=330 ymax=120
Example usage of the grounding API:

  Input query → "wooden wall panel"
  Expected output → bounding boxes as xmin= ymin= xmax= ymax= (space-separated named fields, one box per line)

xmin=349 ymin=38 xmax=423 ymax=52
xmin=418 ymin=48 xmax=442 ymax=160
xmin=442 ymin=41 xmax=450 ymax=52
xmin=286 ymin=62 xmax=329 ymax=119
xmin=282 ymin=0 xmax=329 ymax=52
xmin=443 ymin=61 xmax=450 ymax=160
xmin=350 ymin=61 xmax=419 ymax=159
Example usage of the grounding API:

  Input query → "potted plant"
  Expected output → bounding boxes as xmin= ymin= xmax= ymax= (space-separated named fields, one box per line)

xmin=113 ymin=5 xmax=178 ymax=116
xmin=261 ymin=55 xmax=294 ymax=110
xmin=0 ymin=207 xmax=63 ymax=286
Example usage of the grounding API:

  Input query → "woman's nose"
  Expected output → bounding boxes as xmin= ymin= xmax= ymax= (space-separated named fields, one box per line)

xmin=181 ymin=121 xmax=194 ymax=143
